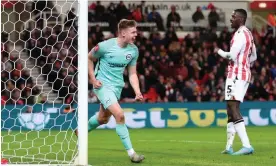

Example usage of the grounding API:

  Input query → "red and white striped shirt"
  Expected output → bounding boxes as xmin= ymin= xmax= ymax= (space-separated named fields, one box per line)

xmin=220 ymin=26 xmax=257 ymax=82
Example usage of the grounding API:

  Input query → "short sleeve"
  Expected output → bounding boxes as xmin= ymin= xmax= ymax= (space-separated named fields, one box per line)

xmin=228 ymin=32 xmax=246 ymax=60
xmin=129 ymin=47 xmax=139 ymax=66
xmin=231 ymin=32 xmax=245 ymax=53
xmin=89 ymin=42 xmax=106 ymax=58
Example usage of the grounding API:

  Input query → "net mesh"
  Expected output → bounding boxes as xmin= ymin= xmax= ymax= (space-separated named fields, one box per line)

xmin=1 ymin=0 xmax=80 ymax=164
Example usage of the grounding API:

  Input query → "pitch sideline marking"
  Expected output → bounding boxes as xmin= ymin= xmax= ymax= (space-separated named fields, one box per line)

xmin=138 ymin=140 xmax=276 ymax=145
xmin=2 ymin=154 xmax=72 ymax=164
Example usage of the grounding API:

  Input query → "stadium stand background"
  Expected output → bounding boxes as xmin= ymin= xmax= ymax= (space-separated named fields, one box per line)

xmin=1 ymin=1 xmax=276 ymax=107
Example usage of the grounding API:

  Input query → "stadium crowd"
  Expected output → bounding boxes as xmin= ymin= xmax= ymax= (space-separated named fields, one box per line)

xmin=88 ymin=1 xmax=221 ymax=32
xmin=24 ymin=26 xmax=78 ymax=105
xmin=1 ymin=26 xmax=78 ymax=106
xmin=87 ymin=1 xmax=276 ymax=103
xmin=118 ymin=26 xmax=276 ymax=103
xmin=1 ymin=1 xmax=276 ymax=106
xmin=1 ymin=32 xmax=42 ymax=105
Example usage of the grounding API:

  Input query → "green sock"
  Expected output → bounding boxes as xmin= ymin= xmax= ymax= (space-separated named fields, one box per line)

xmin=116 ymin=124 xmax=133 ymax=150
xmin=88 ymin=115 xmax=100 ymax=132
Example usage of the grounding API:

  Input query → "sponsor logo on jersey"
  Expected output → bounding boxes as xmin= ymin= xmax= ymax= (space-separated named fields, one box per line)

xmin=126 ymin=54 xmax=132 ymax=60
xmin=108 ymin=62 xmax=127 ymax=68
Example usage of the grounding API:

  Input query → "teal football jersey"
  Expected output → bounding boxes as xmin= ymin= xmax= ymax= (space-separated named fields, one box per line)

xmin=90 ymin=38 xmax=139 ymax=88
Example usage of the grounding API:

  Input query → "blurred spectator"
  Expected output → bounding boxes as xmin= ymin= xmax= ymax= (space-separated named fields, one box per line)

xmin=32 ymin=0 xmax=48 ymax=16
xmin=165 ymin=27 xmax=179 ymax=48
xmin=147 ymin=6 xmax=164 ymax=31
xmin=88 ymin=2 xmax=96 ymax=10
xmin=271 ymin=63 xmax=276 ymax=79
xmin=208 ymin=7 xmax=220 ymax=29
xmin=35 ymin=93 xmax=47 ymax=104
xmin=94 ymin=1 xmax=105 ymax=21
xmin=192 ymin=6 xmax=205 ymax=23
xmin=32 ymin=0 xmax=50 ymax=28
xmin=218 ymin=27 xmax=231 ymax=45
xmin=144 ymin=87 xmax=158 ymax=102
xmin=267 ymin=12 xmax=276 ymax=27
xmin=107 ymin=2 xmax=116 ymax=15
xmin=140 ymin=1 xmax=148 ymax=16
xmin=207 ymin=3 xmax=215 ymax=10
xmin=132 ymin=6 xmax=143 ymax=22
xmin=94 ymin=25 xmax=104 ymax=43
xmin=166 ymin=5 xmax=181 ymax=28
xmin=6 ymin=89 xmax=24 ymax=105
xmin=154 ymin=75 xmax=166 ymax=100
xmin=175 ymin=61 xmax=188 ymax=80
xmin=64 ymin=8 xmax=76 ymax=28
xmin=1 ymin=32 xmax=8 ymax=43
xmin=115 ymin=1 xmax=130 ymax=21
xmin=121 ymin=82 xmax=136 ymax=102
xmin=182 ymin=81 xmax=195 ymax=101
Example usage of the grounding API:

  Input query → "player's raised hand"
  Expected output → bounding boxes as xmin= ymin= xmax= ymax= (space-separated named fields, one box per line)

xmin=214 ymin=47 xmax=220 ymax=54
xmin=92 ymin=79 xmax=102 ymax=89
xmin=135 ymin=93 xmax=143 ymax=102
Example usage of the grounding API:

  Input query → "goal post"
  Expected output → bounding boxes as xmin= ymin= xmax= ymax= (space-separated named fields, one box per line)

xmin=77 ymin=0 xmax=88 ymax=165
xmin=1 ymin=0 xmax=88 ymax=165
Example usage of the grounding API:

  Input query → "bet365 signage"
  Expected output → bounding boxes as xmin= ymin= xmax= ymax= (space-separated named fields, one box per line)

xmin=1 ymin=102 xmax=276 ymax=130
xmin=97 ymin=102 xmax=276 ymax=129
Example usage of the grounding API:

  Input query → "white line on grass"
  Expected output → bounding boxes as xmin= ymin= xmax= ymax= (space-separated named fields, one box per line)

xmin=138 ymin=140 xmax=276 ymax=145
xmin=2 ymin=154 xmax=72 ymax=164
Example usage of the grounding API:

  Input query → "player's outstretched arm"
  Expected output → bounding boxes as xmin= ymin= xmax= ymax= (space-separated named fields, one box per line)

xmin=128 ymin=65 xmax=143 ymax=101
xmin=216 ymin=45 xmax=241 ymax=61
xmin=215 ymin=33 xmax=244 ymax=61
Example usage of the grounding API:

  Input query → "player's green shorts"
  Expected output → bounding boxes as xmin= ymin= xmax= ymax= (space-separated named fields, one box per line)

xmin=93 ymin=85 xmax=122 ymax=109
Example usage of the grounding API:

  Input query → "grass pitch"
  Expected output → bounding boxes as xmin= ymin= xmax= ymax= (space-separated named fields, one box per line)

xmin=1 ymin=126 xmax=276 ymax=165
xmin=89 ymin=127 xmax=276 ymax=166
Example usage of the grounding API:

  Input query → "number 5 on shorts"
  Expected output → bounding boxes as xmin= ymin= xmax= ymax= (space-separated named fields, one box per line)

xmin=227 ymin=85 xmax=232 ymax=95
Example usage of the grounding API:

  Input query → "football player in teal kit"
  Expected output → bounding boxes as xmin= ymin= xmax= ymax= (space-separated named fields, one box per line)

xmin=75 ymin=19 xmax=144 ymax=163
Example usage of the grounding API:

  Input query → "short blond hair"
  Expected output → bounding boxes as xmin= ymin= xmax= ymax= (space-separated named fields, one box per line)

xmin=118 ymin=19 xmax=137 ymax=32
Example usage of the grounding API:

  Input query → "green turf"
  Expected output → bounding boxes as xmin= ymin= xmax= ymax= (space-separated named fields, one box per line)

xmin=1 ymin=130 xmax=78 ymax=164
xmin=2 ymin=126 xmax=276 ymax=165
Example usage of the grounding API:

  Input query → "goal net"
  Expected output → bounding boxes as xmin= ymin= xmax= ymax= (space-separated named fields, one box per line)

xmin=1 ymin=0 xmax=88 ymax=164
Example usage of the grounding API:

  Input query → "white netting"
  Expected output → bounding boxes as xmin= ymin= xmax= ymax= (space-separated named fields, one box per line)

xmin=1 ymin=0 xmax=80 ymax=164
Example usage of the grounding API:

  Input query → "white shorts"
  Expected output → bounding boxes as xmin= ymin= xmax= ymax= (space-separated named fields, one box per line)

xmin=225 ymin=78 xmax=249 ymax=102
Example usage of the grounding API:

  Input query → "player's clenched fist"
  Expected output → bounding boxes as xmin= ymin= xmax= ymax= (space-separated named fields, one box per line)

xmin=213 ymin=47 xmax=219 ymax=54
xmin=91 ymin=79 xmax=102 ymax=89
xmin=135 ymin=93 xmax=143 ymax=102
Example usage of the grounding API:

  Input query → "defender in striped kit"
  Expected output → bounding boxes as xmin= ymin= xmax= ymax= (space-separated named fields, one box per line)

xmin=214 ymin=9 xmax=257 ymax=155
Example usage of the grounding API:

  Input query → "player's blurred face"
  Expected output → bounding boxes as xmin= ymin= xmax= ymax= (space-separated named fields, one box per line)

xmin=123 ymin=27 xmax=137 ymax=44
xmin=230 ymin=12 xmax=242 ymax=29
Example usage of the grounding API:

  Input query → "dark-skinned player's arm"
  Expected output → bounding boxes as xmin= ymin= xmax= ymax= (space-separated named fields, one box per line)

xmin=214 ymin=33 xmax=244 ymax=61
xmin=249 ymin=43 xmax=257 ymax=67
